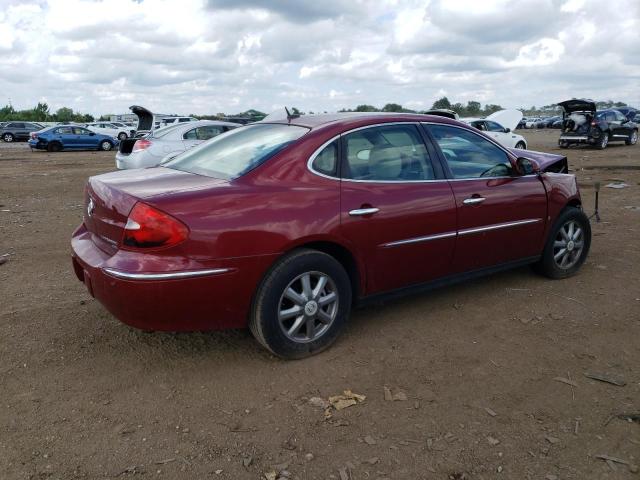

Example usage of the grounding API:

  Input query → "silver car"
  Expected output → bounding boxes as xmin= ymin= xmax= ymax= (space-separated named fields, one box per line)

xmin=115 ymin=120 xmax=239 ymax=169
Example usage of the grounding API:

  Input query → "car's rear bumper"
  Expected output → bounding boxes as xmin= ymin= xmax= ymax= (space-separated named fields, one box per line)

xmin=559 ymin=135 xmax=595 ymax=144
xmin=115 ymin=150 xmax=160 ymax=169
xmin=71 ymin=223 xmax=278 ymax=331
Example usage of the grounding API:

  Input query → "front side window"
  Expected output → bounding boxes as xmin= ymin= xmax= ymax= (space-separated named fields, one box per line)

xmin=343 ymin=124 xmax=434 ymax=181
xmin=9 ymin=122 xmax=24 ymax=128
xmin=485 ymin=121 xmax=505 ymax=132
xmin=427 ymin=124 xmax=513 ymax=179
xmin=470 ymin=121 xmax=487 ymax=131
xmin=311 ymin=140 xmax=338 ymax=177
xmin=166 ymin=124 xmax=309 ymax=179
xmin=73 ymin=127 xmax=91 ymax=135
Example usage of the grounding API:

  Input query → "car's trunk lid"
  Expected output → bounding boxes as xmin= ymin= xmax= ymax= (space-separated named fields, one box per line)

xmin=557 ymin=99 xmax=596 ymax=114
xmin=131 ymin=105 xmax=154 ymax=133
xmin=84 ymin=167 xmax=227 ymax=253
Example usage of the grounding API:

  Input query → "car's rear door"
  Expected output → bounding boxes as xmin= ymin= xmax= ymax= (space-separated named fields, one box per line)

xmin=336 ymin=123 xmax=457 ymax=294
xmin=424 ymin=123 xmax=547 ymax=273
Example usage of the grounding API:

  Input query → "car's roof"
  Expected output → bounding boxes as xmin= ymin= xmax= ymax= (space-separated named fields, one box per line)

xmin=260 ymin=112 xmax=461 ymax=130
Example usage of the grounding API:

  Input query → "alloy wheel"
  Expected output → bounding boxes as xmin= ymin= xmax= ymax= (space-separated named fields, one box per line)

xmin=631 ymin=131 xmax=638 ymax=145
xmin=277 ymin=271 xmax=338 ymax=343
xmin=553 ymin=220 xmax=584 ymax=269
xmin=3 ymin=134 xmax=13 ymax=142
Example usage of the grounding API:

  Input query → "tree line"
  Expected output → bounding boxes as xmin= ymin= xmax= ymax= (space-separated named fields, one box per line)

xmin=0 ymin=103 xmax=94 ymax=123
xmin=2 ymin=98 xmax=632 ymax=124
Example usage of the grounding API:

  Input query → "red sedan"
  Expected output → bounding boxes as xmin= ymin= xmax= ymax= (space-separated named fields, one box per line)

xmin=71 ymin=113 xmax=591 ymax=358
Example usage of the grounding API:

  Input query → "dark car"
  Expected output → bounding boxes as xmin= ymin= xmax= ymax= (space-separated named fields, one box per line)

xmin=558 ymin=99 xmax=638 ymax=149
xmin=71 ymin=112 xmax=590 ymax=358
xmin=28 ymin=125 xmax=118 ymax=152
xmin=616 ymin=106 xmax=638 ymax=122
xmin=1 ymin=121 xmax=44 ymax=142
xmin=541 ymin=116 xmax=561 ymax=128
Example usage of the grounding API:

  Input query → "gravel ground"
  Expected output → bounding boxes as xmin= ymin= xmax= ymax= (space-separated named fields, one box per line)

xmin=0 ymin=130 xmax=639 ymax=480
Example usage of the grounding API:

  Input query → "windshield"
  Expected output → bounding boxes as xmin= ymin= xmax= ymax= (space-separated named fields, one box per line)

xmin=165 ymin=123 xmax=309 ymax=179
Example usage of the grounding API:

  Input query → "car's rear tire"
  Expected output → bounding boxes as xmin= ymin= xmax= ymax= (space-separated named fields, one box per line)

xmin=597 ymin=131 xmax=608 ymax=149
xmin=250 ymin=249 xmax=352 ymax=359
xmin=3 ymin=133 xmax=14 ymax=142
xmin=559 ymin=140 xmax=569 ymax=149
xmin=100 ymin=140 xmax=113 ymax=151
xmin=626 ymin=129 xmax=638 ymax=146
xmin=534 ymin=206 xmax=591 ymax=279
xmin=515 ymin=141 xmax=526 ymax=149
xmin=47 ymin=142 xmax=62 ymax=152
xmin=117 ymin=132 xmax=128 ymax=140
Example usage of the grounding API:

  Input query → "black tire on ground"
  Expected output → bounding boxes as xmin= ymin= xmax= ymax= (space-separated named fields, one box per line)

xmin=47 ymin=142 xmax=62 ymax=152
xmin=100 ymin=140 xmax=113 ymax=151
xmin=534 ymin=206 xmax=591 ymax=279
xmin=559 ymin=140 xmax=568 ymax=149
xmin=117 ymin=132 xmax=128 ymax=140
xmin=250 ymin=249 xmax=352 ymax=359
xmin=3 ymin=133 xmax=14 ymax=142
xmin=515 ymin=141 xmax=526 ymax=149
xmin=597 ymin=131 xmax=608 ymax=149
xmin=625 ymin=129 xmax=638 ymax=146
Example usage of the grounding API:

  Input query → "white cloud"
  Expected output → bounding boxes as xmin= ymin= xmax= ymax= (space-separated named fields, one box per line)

xmin=0 ymin=0 xmax=638 ymax=116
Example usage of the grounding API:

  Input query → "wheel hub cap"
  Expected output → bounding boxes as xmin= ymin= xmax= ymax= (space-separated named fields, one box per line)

xmin=567 ymin=240 xmax=575 ymax=251
xmin=304 ymin=301 xmax=318 ymax=316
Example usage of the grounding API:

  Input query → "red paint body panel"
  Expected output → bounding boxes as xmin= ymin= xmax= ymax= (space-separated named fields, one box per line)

xmin=340 ymin=181 xmax=457 ymax=293
xmin=70 ymin=113 xmax=585 ymax=332
xmin=448 ymin=176 xmax=548 ymax=271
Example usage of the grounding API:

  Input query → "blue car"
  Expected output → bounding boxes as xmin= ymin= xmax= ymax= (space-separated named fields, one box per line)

xmin=28 ymin=125 xmax=118 ymax=152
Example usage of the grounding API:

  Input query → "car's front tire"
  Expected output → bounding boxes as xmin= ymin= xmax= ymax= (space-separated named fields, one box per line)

xmin=100 ymin=140 xmax=113 ymax=151
xmin=117 ymin=132 xmax=128 ymax=141
xmin=3 ymin=133 xmax=14 ymax=142
xmin=515 ymin=141 xmax=526 ymax=149
xmin=626 ymin=129 xmax=638 ymax=146
xmin=250 ymin=249 xmax=352 ymax=359
xmin=534 ymin=206 xmax=591 ymax=279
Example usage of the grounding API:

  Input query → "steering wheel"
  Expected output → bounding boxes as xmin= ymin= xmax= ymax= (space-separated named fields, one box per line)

xmin=479 ymin=164 xmax=509 ymax=177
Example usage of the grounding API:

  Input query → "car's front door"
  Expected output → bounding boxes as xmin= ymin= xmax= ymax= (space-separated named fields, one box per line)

xmin=337 ymin=123 xmax=457 ymax=294
xmin=425 ymin=123 xmax=547 ymax=273
xmin=610 ymin=110 xmax=632 ymax=139
xmin=73 ymin=127 xmax=94 ymax=148
xmin=485 ymin=120 xmax=514 ymax=148
xmin=54 ymin=126 xmax=76 ymax=147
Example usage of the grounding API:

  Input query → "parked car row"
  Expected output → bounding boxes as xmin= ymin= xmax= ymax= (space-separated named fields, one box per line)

xmin=71 ymin=109 xmax=591 ymax=358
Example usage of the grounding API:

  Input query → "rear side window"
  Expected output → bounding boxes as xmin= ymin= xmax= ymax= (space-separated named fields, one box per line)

xmin=311 ymin=140 xmax=338 ymax=177
xmin=166 ymin=124 xmax=309 ymax=179
xmin=9 ymin=122 xmax=24 ymax=128
xmin=343 ymin=124 xmax=434 ymax=181
xmin=55 ymin=127 xmax=73 ymax=134
xmin=485 ymin=121 xmax=504 ymax=132
xmin=183 ymin=126 xmax=224 ymax=140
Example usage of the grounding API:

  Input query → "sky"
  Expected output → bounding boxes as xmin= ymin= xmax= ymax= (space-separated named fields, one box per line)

xmin=0 ymin=0 xmax=638 ymax=116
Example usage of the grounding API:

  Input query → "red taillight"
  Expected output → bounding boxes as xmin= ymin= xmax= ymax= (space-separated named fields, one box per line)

xmin=31 ymin=133 xmax=38 ymax=139
xmin=591 ymin=121 xmax=597 ymax=126
xmin=122 ymin=202 xmax=188 ymax=249
xmin=132 ymin=139 xmax=152 ymax=152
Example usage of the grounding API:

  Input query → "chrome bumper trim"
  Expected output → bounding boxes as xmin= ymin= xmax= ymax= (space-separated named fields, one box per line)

xmin=103 ymin=267 xmax=231 ymax=280
xmin=559 ymin=135 xmax=589 ymax=141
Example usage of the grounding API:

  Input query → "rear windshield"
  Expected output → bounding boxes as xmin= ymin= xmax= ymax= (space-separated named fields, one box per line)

xmin=164 ymin=124 xmax=309 ymax=179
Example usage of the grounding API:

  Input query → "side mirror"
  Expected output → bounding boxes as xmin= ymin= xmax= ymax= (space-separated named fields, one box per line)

xmin=504 ymin=127 xmax=511 ymax=133
xmin=516 ymin=156 xmax=540 ymax=175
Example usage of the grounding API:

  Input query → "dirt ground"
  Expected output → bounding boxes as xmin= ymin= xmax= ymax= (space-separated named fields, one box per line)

xmin=1 ymin=129 xmax=639 ymax=480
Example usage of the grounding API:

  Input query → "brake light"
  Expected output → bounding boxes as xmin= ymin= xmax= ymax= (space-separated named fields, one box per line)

xmin=122 ymin=202 xmax=188 ymax=249
xmin=132 ymin=139 xmax=152 ymax=152
xmin=591 ymin=121 xmax=597 ymax=126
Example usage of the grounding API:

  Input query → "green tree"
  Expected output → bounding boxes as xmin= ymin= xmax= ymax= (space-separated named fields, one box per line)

xmin=54 ymin=107 xmax=74 ymax=122
xmin=466 ymin=101 xmax=481 ymax=116
xmin=382 ymin=103 xmax=404 ymax=112
xmin=354 ymin=104 xmax=379 ymax=112
xmin=431 ymin=97 xmax=452 ymax=110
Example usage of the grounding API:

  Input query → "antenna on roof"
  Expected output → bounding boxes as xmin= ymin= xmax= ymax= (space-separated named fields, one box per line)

xmin=285 ymin=106 xmax=300 ymax=122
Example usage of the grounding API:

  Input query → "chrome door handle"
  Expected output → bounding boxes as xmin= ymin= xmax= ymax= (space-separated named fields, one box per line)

xmin=463 ymin=197 xmax=486 ymax=205
xmin=349 ymin=207 xmax=380 ymax=216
